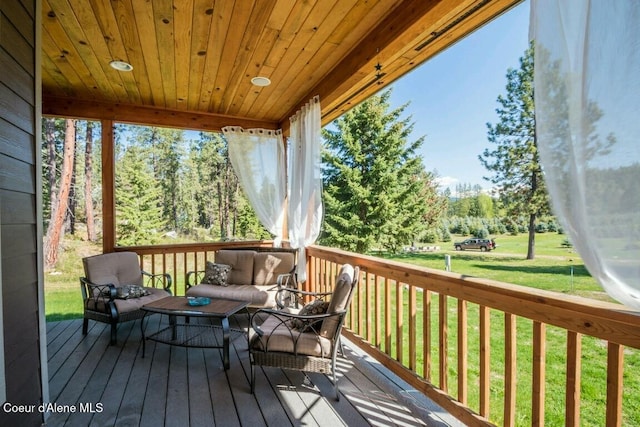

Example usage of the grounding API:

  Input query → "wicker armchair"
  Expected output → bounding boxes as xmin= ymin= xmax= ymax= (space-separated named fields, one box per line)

xmin=80 ymin=252 xmax=172 ymax=345
xmin=249 ymin=264 xmax=359 ymax=400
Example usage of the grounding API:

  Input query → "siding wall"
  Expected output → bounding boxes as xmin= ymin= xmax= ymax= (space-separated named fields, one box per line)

xmin=0 ymin=1 xmax=43 ymax=426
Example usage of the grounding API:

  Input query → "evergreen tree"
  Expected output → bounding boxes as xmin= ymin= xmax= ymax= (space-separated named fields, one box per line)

xmin=479 ymin=43 xmax=549 ymax=259
xmin=130 ymin=126 xmax=185 ymax=231
xmin=116 ymin=145 xmax=165 ymax=245
xmin=191 ymin=132 xmax=225 ymax=232
xmin=321 ymin=89 xmax=443 ymax=253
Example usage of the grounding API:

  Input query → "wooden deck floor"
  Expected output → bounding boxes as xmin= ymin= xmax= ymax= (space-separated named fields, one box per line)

xmin=46 ymin=315 xmax=461 ymax=427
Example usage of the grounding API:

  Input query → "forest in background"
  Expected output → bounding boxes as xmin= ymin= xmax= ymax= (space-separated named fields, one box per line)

xmin=41 ymin=119 xmax=270 ymax=267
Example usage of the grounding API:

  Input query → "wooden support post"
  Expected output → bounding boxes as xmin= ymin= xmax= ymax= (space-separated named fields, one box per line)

xmin=101 ymin=119 xmax=115 ymax=253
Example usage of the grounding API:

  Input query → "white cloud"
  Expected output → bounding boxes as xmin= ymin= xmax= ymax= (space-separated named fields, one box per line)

xmin=435 ymin=176 xmax=459 ymax=191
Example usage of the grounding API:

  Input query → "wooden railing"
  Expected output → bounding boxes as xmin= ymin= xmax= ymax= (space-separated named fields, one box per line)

xmin=304 ymin=245 xmax=640 ymax=427
xmin=119 ymin=242 xmax=640 ymax=426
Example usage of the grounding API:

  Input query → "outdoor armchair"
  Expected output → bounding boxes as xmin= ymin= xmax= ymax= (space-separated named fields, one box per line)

xmin=249 ymin=264 xmax=359 ymax=400
xmin=80 ymin=251 xmax=172 ymax=345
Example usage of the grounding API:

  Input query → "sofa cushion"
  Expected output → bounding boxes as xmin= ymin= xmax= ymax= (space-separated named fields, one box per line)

xmin=253 ymin=252 xmax=295 ymax=286
xmin=204 ymin=262 xmax=232 ymax=286
xmin=186 ymin=283 xmax=277 ymax=308
xmin=215 ymin=250 xmax=256 ymax=285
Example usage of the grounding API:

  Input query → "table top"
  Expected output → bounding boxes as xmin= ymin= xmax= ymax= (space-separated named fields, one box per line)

xmin=142 ymin=296 xmax=249 ymax=317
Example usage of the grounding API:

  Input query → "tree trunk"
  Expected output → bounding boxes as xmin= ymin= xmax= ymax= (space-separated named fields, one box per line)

xmin=526 ymin=213 xmax=536 ymax=260
xmin=84 ymin=121 xmax=96 ymax=241
xmin=230 ymin=179 xmax=238 ymax=237
xmin=44 ymin=119 xmax=76 ymax=268
xmin=217 ymin=180 xmax=226 ymax=239
xmin=222 ymin=162 xmax=231 ymax=238
xmin=45 ymin=118 xmax=58 ymax=217
xmin=526 ymin=167 xmax=539 ymax=260
xmin=67 ymin=122 xmax=78 ymax=234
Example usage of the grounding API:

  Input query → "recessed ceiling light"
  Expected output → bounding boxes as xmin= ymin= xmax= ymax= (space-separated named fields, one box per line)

xmin=110 ymin=60 xmax=133 ymax=72
xmin=251 ymin=76 xmax=271 ymax=87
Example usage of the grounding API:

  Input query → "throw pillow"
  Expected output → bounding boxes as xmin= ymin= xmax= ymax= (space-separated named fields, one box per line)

xmin=108 ymin=285 xmax=150 ymax=299
xmin=204 ymin=261 xmax=232 ymax=286
xmin=291 ymin=299 xmax=330 ymax=332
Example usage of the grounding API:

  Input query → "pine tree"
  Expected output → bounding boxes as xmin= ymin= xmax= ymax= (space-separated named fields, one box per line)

xmin=479 ymin=43 xmax=549 ymax=259
xmin=321 ymin=89 xmax=444 ymax=253
xmin=116 ymin=145 xmax=165 ymax=245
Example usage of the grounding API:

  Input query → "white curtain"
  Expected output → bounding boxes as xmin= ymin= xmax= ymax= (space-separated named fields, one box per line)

xmin=531 ymin=1 xmax=640 ymax=308
xmin=288 ymin=96 xmax=323 ymax=282
xmin=222 ymin=127 xmax=286 ymax=245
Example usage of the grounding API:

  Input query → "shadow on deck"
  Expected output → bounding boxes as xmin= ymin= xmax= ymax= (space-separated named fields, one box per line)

xmin=46 ymin=314 xmax=462 ymax=426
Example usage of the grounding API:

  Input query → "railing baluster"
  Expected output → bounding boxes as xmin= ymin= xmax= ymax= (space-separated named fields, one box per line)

xmin=532 ymin=321 xmax=546 ymax=427
xmin=162 ymin=253 xmax=167 ymax=288
xmin=424 ymin=290 xmax=432 ymax=382
xmin=480 ymin=305 xmax=490 ymax=417
xmin=566 ymin=331 xmax=582 ymax=427
xmin=321 ymin=258 xmax=327 ymax=293
xmin=375 ymin=274 xmax=381 ymax=349
xmin=409 ymin=285 xmax=417 ymax=372
xmin=366 ymin=272 xmax=372 ymax=343
xmin=606 ymin=342 xmax=624 ymax=427
xmin=458 ymin=299 xmax=468 ymax=405
xmin=439 ymin=293 xmax=448 ymax=392
xmin=385 ymin=276 xmax=392 ymax=356
xmin=358 ymin=269 xmax=364 ymax=336
xmin=397 ymin=281 xmax=404 ymax=363
xmin=505 ymin=313 xmax=516 ymax=427
xmin=172 ymin=252 xmax=178 ymax=295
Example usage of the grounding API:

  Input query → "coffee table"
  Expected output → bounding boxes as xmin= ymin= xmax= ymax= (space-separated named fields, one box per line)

xmin=140 ymin=296 xmax=250 ymax=369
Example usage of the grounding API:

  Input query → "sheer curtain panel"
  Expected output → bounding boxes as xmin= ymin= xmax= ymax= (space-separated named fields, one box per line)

xmin=288 ymin=96 xmax=323 ymax=282
xmin=531 ymin=1 xmax=640 ymax=308
xmin=222 ymin=127 xmax=286 ymax=245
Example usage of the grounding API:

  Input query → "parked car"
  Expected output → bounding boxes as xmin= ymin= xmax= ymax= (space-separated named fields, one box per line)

xmin=453 ymin=238 xmax=495 ymax=252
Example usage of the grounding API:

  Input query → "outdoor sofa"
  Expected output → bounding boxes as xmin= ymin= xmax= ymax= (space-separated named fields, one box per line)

xmin=186 ymin=248 xmax=297 ymax=309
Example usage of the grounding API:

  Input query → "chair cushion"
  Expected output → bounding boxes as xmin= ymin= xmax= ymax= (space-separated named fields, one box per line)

xmin=203 ymin=262 xmax=232 ymax=286
xmin=250 ymin=315 xmax=333 ymax=357
xmin=320 ymin=264 xmax=356 ymax=338
xmin=253 ymin=252 xmax=295 ymax=286
xmin=215 ymin=250 xmax=256 ymax=285
xmin=83 ymin=252 xmax=143 ymax=287
xmin=86 ymin=287 xmax=169 ymax=314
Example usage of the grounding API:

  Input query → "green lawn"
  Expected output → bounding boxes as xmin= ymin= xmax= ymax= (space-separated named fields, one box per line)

xmin=44 ymin=237 xmax=101 ymax=321
xmin=391 ymin=232 xmax=608 ymax=301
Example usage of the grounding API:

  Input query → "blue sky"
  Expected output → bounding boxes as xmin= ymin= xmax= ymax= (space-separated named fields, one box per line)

xmin=387 ymin=1 xmax=530 ymax=194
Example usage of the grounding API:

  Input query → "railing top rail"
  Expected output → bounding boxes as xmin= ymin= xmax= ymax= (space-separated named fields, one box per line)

xmin=306 ymin=245 xmax=640 ymax=349
xmin=113 ymin=240 xmax=277 ymax=255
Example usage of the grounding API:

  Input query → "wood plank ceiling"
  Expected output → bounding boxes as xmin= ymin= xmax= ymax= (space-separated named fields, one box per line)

xmin=42 ymin=0 xmax=522 ymax=132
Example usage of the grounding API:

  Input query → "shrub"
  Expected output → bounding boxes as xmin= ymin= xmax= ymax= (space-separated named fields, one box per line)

xmin=474 ymin=227 xmax=489 ymax=238
xmin=441 ymin=226 xmax=452 ymax=242
xmin=421 ymin=230 xmax=438 ymax=244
